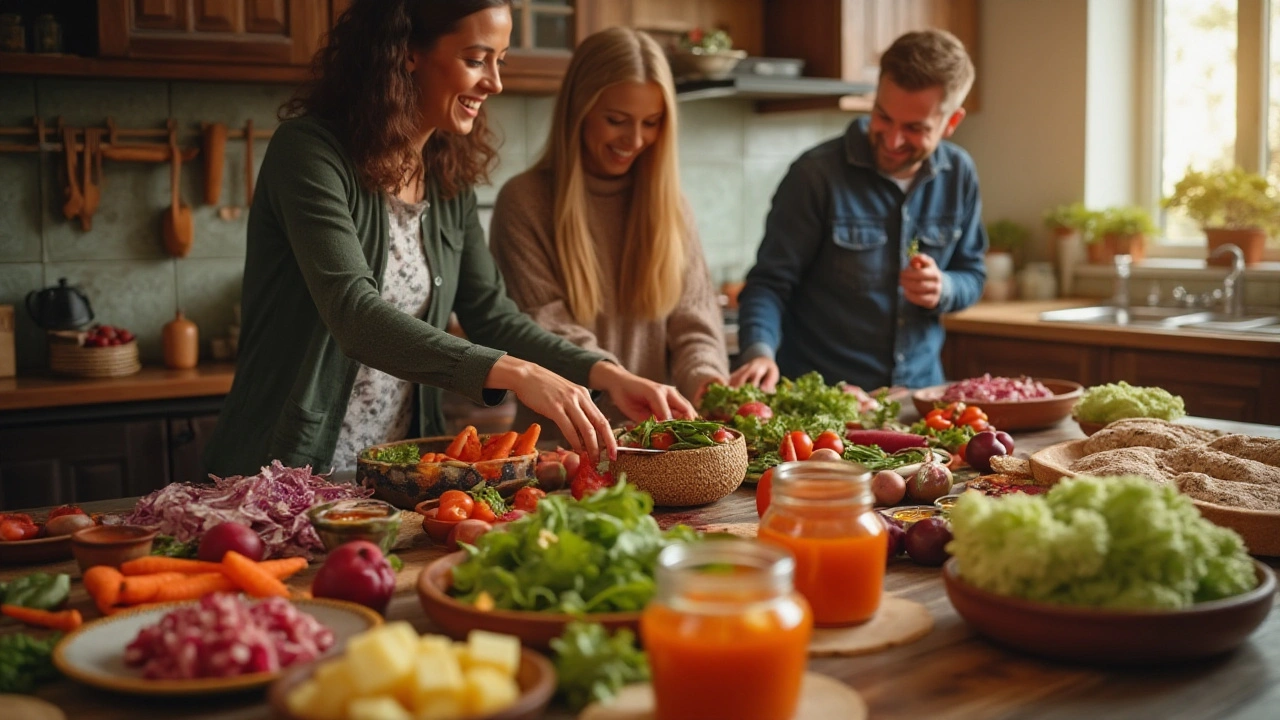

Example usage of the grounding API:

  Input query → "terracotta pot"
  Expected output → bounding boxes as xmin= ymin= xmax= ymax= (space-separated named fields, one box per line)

xmin=1085 ymin=240 xmax=1111 ymax=264
xmin=1104 ymin=232 xmax=1145 ymax=264
xmin=1205 ymin=227 xmax=1267 ymax=266
xmin=162 ymin=310 xmax=199 ymax=369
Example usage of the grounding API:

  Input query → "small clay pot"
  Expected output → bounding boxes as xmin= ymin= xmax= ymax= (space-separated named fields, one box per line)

xmin=162 ymin=310 xmax=199 ymax=369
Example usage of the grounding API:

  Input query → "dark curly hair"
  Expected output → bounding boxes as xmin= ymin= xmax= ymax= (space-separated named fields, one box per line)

xmin=282 ymin=0 xmax=509 ymax=198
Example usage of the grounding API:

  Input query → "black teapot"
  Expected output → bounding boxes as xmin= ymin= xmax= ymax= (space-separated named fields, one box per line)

xmin=25 ymin=278 xmax=95 ymax=331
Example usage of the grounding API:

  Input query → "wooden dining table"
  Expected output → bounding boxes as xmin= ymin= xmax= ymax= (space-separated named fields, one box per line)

xmin=2 ymin=415 xmax=1278 ymax=720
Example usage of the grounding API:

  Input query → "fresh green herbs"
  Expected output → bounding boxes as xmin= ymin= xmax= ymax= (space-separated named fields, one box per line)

xmin=0 ymin=633 xmax=61 ymax=693
xmin=150 ymin=534 xmax=199 ymax=558
xmin=468 ymin=485 xmax=509 ymax=516
xmin=618 ymin=418 xmax=726 ymax=450
xmin=0 ymin=573 xmax=70 ymax=610
xmin=450 ymin=481 xmax=698 ymax=613
xmin=551 ymin=621 xmax=650 ymax=711
xmin=364 ymin=442 xmax=420 ymax=464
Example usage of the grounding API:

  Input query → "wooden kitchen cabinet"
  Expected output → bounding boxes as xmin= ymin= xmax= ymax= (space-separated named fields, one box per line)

xmin=97 ymin=0 xmax=328 ymax=67
xmin=761 ymin=0 xmax=980 ymax=112
xmin=168 ymin=413 xmax=221 ymax=485
xmin=943 ymin=335 xmax=1106 ymax=387
xmin=0 ymin=418 xmax=168 ymax=510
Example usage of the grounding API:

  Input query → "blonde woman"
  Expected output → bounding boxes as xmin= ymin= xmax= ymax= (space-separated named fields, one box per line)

xmin=489 ymin=27 xmax=727 ymax=431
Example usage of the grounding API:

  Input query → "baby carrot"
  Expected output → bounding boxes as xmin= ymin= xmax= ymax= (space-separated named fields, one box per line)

xmin=257 ymin=556 xmax=309 ymax=580
xmin=444 ymin=426 xmax=473 ymax=460
xmin=151 ymin=572 xmax=237 ymax=603
xmin=459 ymin=426 xmax=483 ymax=462
xmin=119 ymin=572 xmax=188 ymax=605
xmin=1 ymin=604 xmax=83 ymax=632
xmin=512 ymin=423 xmax=541 ymax=456
xmin=222 ymin=551 xmax=289 ymax=598
xmin=120 ymin=556 xmax=224 ymax=576
xmin=481 ymin=432 xmax=518 ymax=460
xmin=82 ymin=565 xmax=124 ymax=615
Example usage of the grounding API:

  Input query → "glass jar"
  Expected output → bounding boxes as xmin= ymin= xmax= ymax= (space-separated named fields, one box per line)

xmin=32 ymin=14 xmax=62 ymax=54
xmin=0 ymin=14 xmax=25 ymax=53
xmin=641 ymin=540 xmax=812 ymax=720
xmin=757 ymin=460 xmax=886 ymax=626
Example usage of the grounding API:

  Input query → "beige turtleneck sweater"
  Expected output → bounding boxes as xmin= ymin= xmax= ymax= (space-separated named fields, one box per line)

xmin=489 ymin=166 xmax=729 ymax=429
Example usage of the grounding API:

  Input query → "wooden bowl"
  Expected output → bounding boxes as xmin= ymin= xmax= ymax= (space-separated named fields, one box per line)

xmin=1029 ymin=439 xmax=1280 ymax=556
xmin=69 ymin=525 xmax=157 ymax=573
xmin=0 ymin=534 xmax=73 ymax=566
xmin=912 ymin=378 xmax=1084 ymax=431
xmin=357 ymin=435 xmax=537 ymax=509
xmin=611 ymin=430 xmax=749 ymax=507
xmin=415 ymin=505 xmax=462 ymax=544
xmin=417 ymin=551 xmax=641 ymax=651
xmin=944 ymin=557 xmax=1276 ymax=665
xmin=268 ymin=645 xmax=556 ymax=720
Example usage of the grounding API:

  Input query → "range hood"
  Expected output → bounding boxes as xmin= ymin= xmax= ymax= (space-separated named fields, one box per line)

xmin=675 ymin=75 xmax=875 ymax=103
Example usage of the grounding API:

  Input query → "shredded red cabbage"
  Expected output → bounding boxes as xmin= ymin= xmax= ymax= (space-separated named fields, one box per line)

xmin=941 ymin=374 xmax=1054 ymax=403
xmin=122 ymin=461 xmax=372 ymax=560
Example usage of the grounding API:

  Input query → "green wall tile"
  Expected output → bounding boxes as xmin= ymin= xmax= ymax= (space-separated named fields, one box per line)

xmin=36 ymin=78 xmax=169 ymax=127
xmin=0 ymin=155 xmax=41 ymax=262
xmin=185 ymin=137 xmax=259 ymax=259
xmin=485 ymin=95 xmax=528 ymax=159
xmin=679 ymin=159 xmax=745 ymax=279
xmin=744 ymin=111 xmax=833 ymax=159
xmin=42 ymin=159 xmax=170 ymax=261
xmin=43 ymin=260 xmax=176 ymax=363
xmin=0 ymin=77 xmax=36 ymax=124
xmin=524 ymin=96 xmax=555 ymax=160
xmin=170 ymin=82 xmax=293 ymax=129
xmin=175 ymin=258 xmax=243 ymax=358
xmin=0 ymin=263 xmax=48 ymax=370
xmin=676 ymin=99 xmax=746 ymax=160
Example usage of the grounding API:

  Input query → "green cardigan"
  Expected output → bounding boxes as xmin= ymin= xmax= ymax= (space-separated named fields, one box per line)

xmin=204 ymin=117 xmax=603 ymax=477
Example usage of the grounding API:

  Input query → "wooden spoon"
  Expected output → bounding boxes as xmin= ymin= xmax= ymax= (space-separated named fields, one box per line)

xmin=79 ymin=128 xmax=101 ymax=231
xmin=60 ymin=126 xmax=83 ymax=220
xmin=162 ymin=127 xmax=194 ymax=257
xmin=202 ymin=122 xmax=226 ymax=205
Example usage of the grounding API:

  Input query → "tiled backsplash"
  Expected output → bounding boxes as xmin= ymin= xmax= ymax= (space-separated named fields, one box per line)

xmin=0 ymin=76 xmax=849 ymax=372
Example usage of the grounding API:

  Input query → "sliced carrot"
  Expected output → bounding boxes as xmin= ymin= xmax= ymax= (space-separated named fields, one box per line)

xmin=151 ymin=572 xmax=237 ymax=603
xmin=2 ymin=604 xmax=83 ymax=632
xmin=512 ymin=423 xmax=541 ymax=456
xmin=82 ymin=565 xmax=124 ymax=615
xmin=257 ymin=556 xmax=309 ymax=580
xmin=444 ymin=426 xmax=473 ymax=460
xmin=481 ymin=432 xmax=519 ymax=461
xmin=459 ymin=426 xmax=483 ymax=462
xmin=120 ymin=556 xmax=224 ymax=576
xmin=222 ymin=551 xmax=289 ymax=598
xmin=119 ymin=572 xmax=188 ymax=605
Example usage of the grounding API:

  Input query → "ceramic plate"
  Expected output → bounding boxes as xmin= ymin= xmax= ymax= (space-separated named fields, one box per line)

xmin=53 ymin=598 xmax=382 ymax=696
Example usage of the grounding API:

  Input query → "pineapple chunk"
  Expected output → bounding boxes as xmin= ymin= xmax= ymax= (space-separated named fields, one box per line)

xmin=450 ymin=641 xmax=471 ymax=671
xmin=348 ymin=696 xmax=413 ymax=720
xmin=465 ymin=630 xmax=520 ymax=677
xmin=286 ymin=679 xmax=342 ymax=720
xmin=413 ymin=695 xmax=467 ymax=720
xmin=418 ymin=634 xmax=452 ymax=658
xmin=346 ymin=627 xmax=418 ymax=696
xmin=410 ymin=646 xmax=465 ymax=710
xmin=301 ymin=658 xmax=356 ymax=718
xmin=382 ymin=622 xmax=424 ymax=656
xmin=463 ymin=666 xmax=520 ymax=716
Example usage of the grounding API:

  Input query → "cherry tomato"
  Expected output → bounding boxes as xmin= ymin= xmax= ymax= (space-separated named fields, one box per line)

xmin=787 ymin=431 xmax=814 ymax=461
xmin=0 ymin=519 xmax=27 ymax=541
xmin=967 ymin=418 xmax=990 ymax=432
xmin=958 ymin=405 xmax=987 ymax=425
xmin=924 ymin=409 xmax=953 ymax=431
xmin=756 ymin=467 xmax=775 ymax=518
xmin=469 ymin=501 xmax=497 ymax=523
xmin=813 ymin=430 xmax=844 ymax=456
xmin=437 ymin=505 xmax=469 ymax=522
xmin=438 ymin=489 xmax=474 ymax=518
xmin=513 ymin=486 xmax=546 ymax=513
xmin=649 ymin=431 xmax=676 ymax=451
xmin=712 ymin=427 xmax=732 ymax=443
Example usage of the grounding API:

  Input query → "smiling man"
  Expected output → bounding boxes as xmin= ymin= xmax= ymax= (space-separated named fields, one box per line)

xmin=731 ymin=29 xmax=987 ymax=393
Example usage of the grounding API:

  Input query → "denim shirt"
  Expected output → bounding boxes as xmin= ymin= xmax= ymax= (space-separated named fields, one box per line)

xmin=737 ymin=116 xmax=987 ymax=390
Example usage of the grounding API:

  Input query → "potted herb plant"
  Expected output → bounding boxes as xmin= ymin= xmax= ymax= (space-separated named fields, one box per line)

xmin=1095 ymin=206 xmax=1157 ymax=264
xmin=982 ymin=219 xmax=1029 ymax=302
xmin=1162 ymin=167 xmax=1280 ymax=266
xmin=668 ymin=28 xmax=746 ymax=80
xmin=1043 ymin=201 xmax=1100 ymax=266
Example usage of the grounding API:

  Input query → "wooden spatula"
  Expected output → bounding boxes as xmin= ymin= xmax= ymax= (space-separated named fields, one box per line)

xmin=61 ymin=126 xmax=83 ymax=220
xmin=162 ymin=125 xmax=194 ymax=257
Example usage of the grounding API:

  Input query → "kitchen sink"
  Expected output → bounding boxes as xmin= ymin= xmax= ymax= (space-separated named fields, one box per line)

xmin=1038 ymin=305 xmax=1216 ymax=327
xmin=1180 ymin=314 xmax=1280 ymax=334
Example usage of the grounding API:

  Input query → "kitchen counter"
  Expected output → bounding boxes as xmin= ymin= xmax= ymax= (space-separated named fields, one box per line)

xmin=944 ymin=300 xmax=1280 ymax=359
xmin=1 ymin=416 xmax=1277 ymax=719
xmin=0 ymin=363 xmax=236 ymax=412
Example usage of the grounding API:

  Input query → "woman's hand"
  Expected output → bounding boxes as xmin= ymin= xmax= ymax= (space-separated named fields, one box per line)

xmin=486 ymin=356 xmax=617 ymax=461
xmin=729 ymin=356 xmax=780 ymax=392
xmin=590 ymin=362 xmax=696 ymax=424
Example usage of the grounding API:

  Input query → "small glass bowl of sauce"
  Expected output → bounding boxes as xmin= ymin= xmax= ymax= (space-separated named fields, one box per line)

xmin=884 ymin=505 xmax=942 ymax=529
xmin=308 ymin=499 xmax=401 ymax=554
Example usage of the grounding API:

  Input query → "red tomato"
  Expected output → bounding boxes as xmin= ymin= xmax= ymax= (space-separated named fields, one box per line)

xmin=437 ymin=505 xmax=469 ymax=522
xmin=712 ymin=427 xmax=732 ymax=443
xmin=513 ymin=486 xmax=546 ymax=513
xmin=813 ymin=430 xmax=844 ymax=455
xmin=779 ymin=433 xmax=798 ymax=462
xmin=924 ymin=409 xmax=953 ymax=431
xmin=0 ymin=519 xmax=27 ymax=541
xmin=571 ymin=456 xmax=615 ymax=500
xmin=735 ymin=401 xmax=774 ymax=421
xmin=755 ymin=467 xmax=775 ymax=518
xmin=787 ymin=431 xmax=813 ymax=461
xmin=649 ymin=431 xmax=676 ymax=451
xmin=469 ymin=501 xmax=497 ymax=523
xmin=439 ymin=489 xmax=474 ymax=518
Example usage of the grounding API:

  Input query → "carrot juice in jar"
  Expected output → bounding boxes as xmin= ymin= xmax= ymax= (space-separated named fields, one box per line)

xmin=641 ymin=540 xmax=812 ymax=720
xmin=757 ymin=460 xmax=887 ymax=626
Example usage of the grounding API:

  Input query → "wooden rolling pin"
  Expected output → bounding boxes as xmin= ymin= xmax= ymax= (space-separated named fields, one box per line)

xmin=202 ymin=122 xmax=226 ymax=205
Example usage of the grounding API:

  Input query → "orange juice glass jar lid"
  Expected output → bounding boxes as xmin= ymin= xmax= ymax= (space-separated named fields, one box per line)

xmin=758 ymin=460 xmax=887 ymax=627
xmin=643 ymin=539 xmax=812 ymax=720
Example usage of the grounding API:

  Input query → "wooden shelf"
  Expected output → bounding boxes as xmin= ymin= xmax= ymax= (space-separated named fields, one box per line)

xmin=0 ymin=363 xmax=235 ymax=412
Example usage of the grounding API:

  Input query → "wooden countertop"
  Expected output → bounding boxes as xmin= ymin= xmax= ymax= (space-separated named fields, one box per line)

xmin=944 ymin=300 xmax=1280 ymax=359
xmin=2 ymin=416 xmax=1278 ymax=720
xmin=0 ymin=363 xmax=236 ymax=412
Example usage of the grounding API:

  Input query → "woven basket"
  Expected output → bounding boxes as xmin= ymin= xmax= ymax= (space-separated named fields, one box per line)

xmin=48 ymin=333 xmax=141 ymax=378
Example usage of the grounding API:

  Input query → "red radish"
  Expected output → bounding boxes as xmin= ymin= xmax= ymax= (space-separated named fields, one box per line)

xmin=844 ymin=429 xmax=929 ymax=453
xmin=735 ymin=401 xmax=774 ymax=421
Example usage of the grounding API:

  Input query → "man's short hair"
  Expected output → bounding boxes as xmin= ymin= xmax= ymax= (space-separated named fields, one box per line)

xmin=879 ymin=29 xmax=975 ymax=115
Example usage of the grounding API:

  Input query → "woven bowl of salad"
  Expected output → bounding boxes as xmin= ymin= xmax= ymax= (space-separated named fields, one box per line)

xmin=357 ymin=427 xmax=539 ymax=510
xmin=611 ymin=419 xmax=748 ymax=507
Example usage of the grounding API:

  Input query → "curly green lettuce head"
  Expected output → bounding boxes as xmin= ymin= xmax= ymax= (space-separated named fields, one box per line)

xmin=947 ymin=475 xmax=1256 ymax=609
xmin=1072 ymin=381 xmax=1186 ymax=423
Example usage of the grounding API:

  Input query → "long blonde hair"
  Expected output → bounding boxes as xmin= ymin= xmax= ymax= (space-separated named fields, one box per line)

xmin=537 ymin=27 xmax=687 ymax=324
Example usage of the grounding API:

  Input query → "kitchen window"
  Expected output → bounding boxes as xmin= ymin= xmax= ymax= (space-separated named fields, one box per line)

xmin=1146 ymin=0 xmax=1277 ymax=259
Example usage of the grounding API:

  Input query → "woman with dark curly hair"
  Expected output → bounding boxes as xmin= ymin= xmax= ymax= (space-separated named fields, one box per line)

xmin=205 ymin=0 xmax=694 ymax=476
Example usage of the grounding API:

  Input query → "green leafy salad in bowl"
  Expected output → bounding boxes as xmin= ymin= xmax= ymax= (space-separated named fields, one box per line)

xmin=947 ymin=475 xmax=1257 ymax=609
xmin=1072 ymin=381 xmax=1186 ymax=425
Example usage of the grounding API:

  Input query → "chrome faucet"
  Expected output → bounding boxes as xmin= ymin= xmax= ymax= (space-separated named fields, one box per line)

xmin=1112 ymin=253 xmax=1132 ymax=309
xmin=1209 ymin=243 xmax=1246 ymax=317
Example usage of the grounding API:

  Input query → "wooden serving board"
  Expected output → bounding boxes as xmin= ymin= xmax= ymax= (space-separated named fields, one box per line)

xmin=1028 ymin=441 xmax=1280 ymax=557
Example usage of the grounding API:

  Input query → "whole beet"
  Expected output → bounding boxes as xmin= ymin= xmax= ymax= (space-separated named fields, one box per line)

xmin=879 ymin=513 xmax=905 ymax=560
xmin=904 ymin=517 xmax=953 ymax=566
xmin=312 ymin=540 xmax=396 ymax=614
